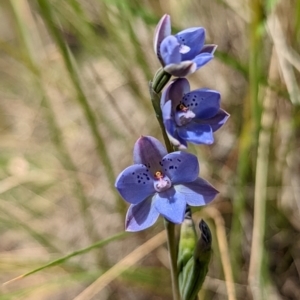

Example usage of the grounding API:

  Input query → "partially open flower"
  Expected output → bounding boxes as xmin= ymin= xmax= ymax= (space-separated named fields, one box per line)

xmin=154 ymin=14 xmax=217 ymax=77
xmin=161 ymin=78 xmax=229 ymax=149
xmin=115 ymin=136 xmax=218 ymax=232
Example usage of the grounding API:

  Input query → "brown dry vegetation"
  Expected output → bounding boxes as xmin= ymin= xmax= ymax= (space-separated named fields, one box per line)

xmin=0 ymin=0 xmax=300 ymax=299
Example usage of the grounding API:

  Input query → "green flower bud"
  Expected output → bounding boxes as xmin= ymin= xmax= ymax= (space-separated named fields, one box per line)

xmin=177 ymin=207 xmax=197 ymax=275
xmin=178 ymin=216 xmax=212 ymax=300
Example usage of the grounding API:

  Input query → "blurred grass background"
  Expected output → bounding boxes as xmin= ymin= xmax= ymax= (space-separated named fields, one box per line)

xmin=0 ymin=0 xmax=299 ymax=299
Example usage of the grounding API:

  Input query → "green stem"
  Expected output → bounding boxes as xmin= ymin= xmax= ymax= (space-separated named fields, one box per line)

xmin=150 ymin=71 xmax=180 ymax=299
xmin=164 ymin=219 xmax=180 ymax=300
xmin=150 ymin=69 xmax=173 ymax=153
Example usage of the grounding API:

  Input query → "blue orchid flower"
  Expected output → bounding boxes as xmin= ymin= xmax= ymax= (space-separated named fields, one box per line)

xmin=115 ymin=136 xmax=218 ymax=232
xmin=154 ymin=14 xmax=217 ymax=77
xmin=161 ymin=78 xmax=229 ymax=149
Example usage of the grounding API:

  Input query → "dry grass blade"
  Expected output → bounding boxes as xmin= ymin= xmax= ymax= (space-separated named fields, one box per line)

xmin=73 ymin=230 xmax=166 ymax=300
xmin=267 ymin=13 xmax=300 ymax=105
xmin=0 ymin=172 xmax=51 ymax=195
xmin=223 ymin=0 xmax=250 ymax=22
xmin=248 ymin=48 xmax=279 ymax=300
xmin=197 ymin=207 xmax=237 ymax=300
xmin=267 ymin=13 xmax=300 ymax=73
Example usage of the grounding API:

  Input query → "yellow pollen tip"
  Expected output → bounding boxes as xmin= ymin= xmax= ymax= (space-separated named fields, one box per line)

xmin=179 ymin=103 xmax=188 ymax=112
xmin=155 ymin=171 xmax=163 ymax=178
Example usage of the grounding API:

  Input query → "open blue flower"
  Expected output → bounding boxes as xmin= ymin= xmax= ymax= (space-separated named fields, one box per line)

xmin=115 ymin=136 xmax=218 ymax=232
xmin=154 ymin=14 xmax=217 ymax=77
xmin=161 ymin=78 xmax=229 ymax=149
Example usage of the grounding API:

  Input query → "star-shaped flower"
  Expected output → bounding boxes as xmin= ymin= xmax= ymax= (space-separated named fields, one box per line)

xmin=115 ymin=136 xmax=218 ymax=232
xmin=161 ymin=78 xmax=229 ymax=149
xmin=154 ymin=14 xmax=217 ymax=77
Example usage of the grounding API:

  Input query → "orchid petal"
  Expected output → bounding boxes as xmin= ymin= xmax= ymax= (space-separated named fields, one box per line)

xmin=199 ymin=44 xmax=217 ymax=55
xmin=133 ymin=136 xmax=167 ymax=172
xmin=177 ymin=123 xmax=214 ymax=145
xmin=161 ymin=151 xmax=199 ymax=184
xmin=162 ymin=102 xmax=187 ymax=149
xmin=179 ymin=44 xmax=191 ymax=54
xmin=125 ymin=196 xmax=160 ymax=232
xmin=167 ymin=78 xmax=190 ymax=108
xmin=175 ymin=178 xmax=218 ymax=206
xmin=161 ymin=84 xmax=171 ymax=108
xmin=160 ymin=35 xmax=181 ymax=66
xmin=166 ymin=128 xmax=188 ymax=149
xmin=162 ymin=100 xmax=175 ymax=134
xmin=162 ymin=99 xmax=188 ymax=149
xmin=115 ymin=164 xmax=155 ymax=204
xmin=183 ymin=89 xmax=220 ymax=119
xmin=196 ymin=109 xmax=230 ymax=131
xmin=154 ymin=15 xmax=171 ymax=64
xmin=161 ymin=79 xmax=190 ymax=111
xmin=175 ymin=136 xmax=188 ymax=149
xmin=175 ymin=27 xmax=205 ymax=60
xmin=154 ymin=188 xmax=186 ymax=223
xmin=164 ymin=119 xmax=187 ymax=149
xmin=193 ymin=53 xmax=214 ymax=69
xmin=164 ymin=61 xmax=197 ymax=77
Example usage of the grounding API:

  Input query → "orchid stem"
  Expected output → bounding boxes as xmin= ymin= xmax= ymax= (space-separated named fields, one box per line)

xmin=149 ymin=71 xmax=173 ymax=153
xmin=150 ymin=71 xmax=180 ymax=299
xmin=164 ymin=219 xmax=181 ymax=300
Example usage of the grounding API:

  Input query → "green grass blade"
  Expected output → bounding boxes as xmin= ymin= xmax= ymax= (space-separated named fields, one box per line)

xmin=4 ymin=232 xmax=127 ymax=283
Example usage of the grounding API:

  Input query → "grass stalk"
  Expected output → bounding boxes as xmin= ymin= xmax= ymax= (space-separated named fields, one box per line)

xmin=200 ymin=207 xmax=237 ymax=300
xmin=88 ymin=64 xmax=138 ymax=137
xmin=96 ymin=2 xmax=152 ymax=112
xmin=4 ymin=231 xmax=127 ymax=285
xmin=248 ymin=48 xmax=278 ymax=300
xmin=249 ymin=0 xmax=264 ymax=135
xmin=36 ymin=0 xmax=124 ymax=211
xmin=9 ymin=0 xmax=100 ymax=244
xmin=229 ymin=120 xmax=252 ymax=278
xmin=73 ymin=231 xmax=166 ymax=300
xmin=229 ymin=0 xmax=264 ymax=283
xmin=0 ymin=213 xmax=60 ymax=253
